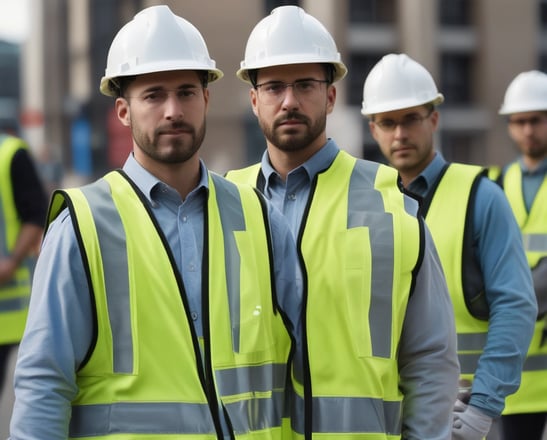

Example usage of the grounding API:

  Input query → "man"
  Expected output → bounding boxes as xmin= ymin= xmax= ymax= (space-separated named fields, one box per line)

xmin=9 ymin=5 xmax=301 ymax=439
xmin=0 ymin=133 xmax=47 ymax=405
xmin=362 ymin=53 xmax=538 ymax=440
xmin=226 ymin=6 xmax=459 ymax=439
xmin=496 ymin=70 xmax=547 ymax=440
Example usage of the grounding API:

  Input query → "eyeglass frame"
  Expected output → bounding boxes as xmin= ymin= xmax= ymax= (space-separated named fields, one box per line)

xmin=372 ymin=108 xmax=435 ymax=133
xmin=507 ymin=113 xmax=547 ymax=129
xmin=254 ymin=79 xmax=330 ymax=104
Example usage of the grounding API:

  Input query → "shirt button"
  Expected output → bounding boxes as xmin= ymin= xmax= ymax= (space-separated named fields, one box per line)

xmin=182 ymin=216 xmax=187 ymax=222
xmin=191 ymin=312 xmax=198 ymax=321
xmin=288 ymin=193 xmax=296 ymax=201
xmin=189 ymin=264 xmax=196 ymax=271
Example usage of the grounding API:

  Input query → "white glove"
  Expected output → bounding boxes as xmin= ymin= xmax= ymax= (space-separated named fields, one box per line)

xmin=452 ymin=400 xmax=492 ymax=440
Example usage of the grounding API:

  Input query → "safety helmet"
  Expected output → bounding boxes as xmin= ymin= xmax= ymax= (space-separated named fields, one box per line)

xmin=498 ymin=70 xmax=547 ymax=115
xmin=361 ymin=53 xmax=444 ymax=116
xmin=100 ymin=5 xmax=223 ymax=97
xmin=237 ymin=5 xmax=347 ymax=84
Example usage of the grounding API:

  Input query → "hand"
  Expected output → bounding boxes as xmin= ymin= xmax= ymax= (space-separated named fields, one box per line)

xmin=452 ymin=401 xmax=492 ymax=440
xmin=0 ymin=257 xmax=17 ymax=285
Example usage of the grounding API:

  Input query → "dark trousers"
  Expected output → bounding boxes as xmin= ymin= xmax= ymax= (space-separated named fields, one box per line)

xmin=0 ymin=344 xmax=16 ymax=396
xmin=501 ymin=412 xmax=547 ymax=440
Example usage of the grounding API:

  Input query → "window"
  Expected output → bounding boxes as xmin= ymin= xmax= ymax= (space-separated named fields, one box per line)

xmin=439 ymin=0 xmax=471 ymax=26
xmin=440 ymin=53 xmax=472 ymax=105
xmin=347 ymin=53 xmax=384 ymax=106
xmin=349 ymin=0 xmax=396 ymax=24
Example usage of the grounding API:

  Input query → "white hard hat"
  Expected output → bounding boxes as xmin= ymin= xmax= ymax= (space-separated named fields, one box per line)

xmin=100 ymin=5 xmax=223 ymax=97
xmin=237 ymin=5 xmax=347 ymax=84
xmin=361 ymin=53 xmax=444 ymax=116
xmin=498 ymin=70 xmax=547 ymax=115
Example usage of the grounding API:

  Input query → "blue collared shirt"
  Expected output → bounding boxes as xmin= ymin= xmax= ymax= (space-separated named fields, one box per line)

xmin=408 ymin=152 xmax=537 ymax=417
xmin=517 ymin=156 xmax=547 ymax=212
xmin=9 ymin=154 xmax=302 ymax=439
xmin=260 ymin=140 xmax=459 ymax=439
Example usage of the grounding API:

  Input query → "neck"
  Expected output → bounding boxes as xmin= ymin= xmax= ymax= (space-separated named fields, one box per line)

xmin=522 ymin=154 xmax=545 ymax=172
xmin=266 ymin=137 xmax=326 ymax=181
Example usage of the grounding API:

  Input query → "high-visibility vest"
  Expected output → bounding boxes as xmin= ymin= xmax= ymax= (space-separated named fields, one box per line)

xmin=420 ymin=163 xmax=488 ymax=381
xmin=501 ymin=162 xmax=547 ymax=414
xmin=0 ymin=135 xmax=32 ymax=344
xmin=47 ymin=170 xmax=293 ymax=439
xmin=228 ymin=150 xmax=423 ymax=439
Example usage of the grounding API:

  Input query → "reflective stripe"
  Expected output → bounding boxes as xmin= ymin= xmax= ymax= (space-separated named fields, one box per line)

xmin=0 ymin=192 xmax=6 ymax=256
xmin=523 ymin=233 xmax=547 ymax=253
xmin=457 ymin=333 xmax=487 ymax=351
xmin=311 ymin=397 xmax=401 ymax=434
xmin=81 ymin=180 xmax=133 ymax=374
xmin=348 ymin=160 xmax=394 ymax=358
xmin=225 ymin=391 xmax=285 ymax=433
xmin=69 ymin=402 xmax=216 ymax=436
xmin=216 ymin=363 xmax=286 ymax=395
xmin=459 ymin=353 xmax=480 ymax=375
xmin=522 ymin=354 xmax=547 ymax=371
xmin=210 ymin=174 xmax=245 ymax=353
xmin=0 ymin=295 xmax=29 ymax=312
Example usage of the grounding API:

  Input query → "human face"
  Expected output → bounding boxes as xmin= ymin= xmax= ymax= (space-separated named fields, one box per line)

xmin=507 ymin=111 xmax=547 ymax=164
xmin=115 ymin=70 xmax=208 ymax=166
xmin=369 ymin=105 xmax=438 ymax=183
xmin=251 ymin=63 xmax=335 ymax=157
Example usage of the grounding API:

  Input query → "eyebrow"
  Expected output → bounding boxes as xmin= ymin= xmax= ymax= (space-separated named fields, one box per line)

xmin=141 ymin=84 xmax=200 ymax=93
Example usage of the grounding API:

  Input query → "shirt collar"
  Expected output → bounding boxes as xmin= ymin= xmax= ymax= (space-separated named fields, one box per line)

xmin=260 ymin=139 xmax=340 ymax=186
xmin=122 ymin=153 xmax=209 ymax=203
xmin=408 ymin=152 xmax=446 ymax=194
xmin=518 ymin=156 xmax=547 ymax=175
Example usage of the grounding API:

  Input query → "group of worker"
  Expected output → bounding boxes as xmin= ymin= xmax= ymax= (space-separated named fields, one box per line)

xmin=1 ymin=4 xmax=546 ymax=440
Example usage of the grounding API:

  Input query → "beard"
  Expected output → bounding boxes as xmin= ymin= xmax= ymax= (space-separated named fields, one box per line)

xmin=258 ymin=110 xmax=327 ymax=152
xmin=131 ymin=118 xmax=206 ymax=164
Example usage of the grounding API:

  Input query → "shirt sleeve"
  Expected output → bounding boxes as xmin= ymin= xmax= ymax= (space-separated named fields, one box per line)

xmin=9 ymin=210 xmax=93 ymax=439
xmin=398 ymin=222 xmax=459 ymax=440
xmin=468 ymin=177 xmax=537 ymax=417
xmin=11 ymin=148 xmax=48 ymax=226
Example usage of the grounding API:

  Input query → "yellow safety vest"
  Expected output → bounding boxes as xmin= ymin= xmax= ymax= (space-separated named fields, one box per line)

xmin=422 ymin=163 xmax=487 ymax=382
xmin=501 ymin=162 xmax=547 ymax=414
xmin=228 ymin=151 xmax=422 ymax=439
xmin=47 ymin=170 xmax=292 ymax=440
xmin=0 ymin=135 xmax=32 ymax=344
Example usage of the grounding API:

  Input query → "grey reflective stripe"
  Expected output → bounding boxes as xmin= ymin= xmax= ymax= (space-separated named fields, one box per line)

xmin=311 ymin=397 xmax=401 ymax=435
xmin=0 ymin=192 xmax=6 ymax=256
xmin=291 ymin=391 xmax=305 ymax=435
xmin=69 ymin=402 xmax=216 ymax=437
xmin=457 ymin=333 xmax=487 ymax=351
xmin=348 ymin=160 xmax=394 ymax=358
xmin=522 ymin=354 xmax=547 ymax=371
xmin=210 ymin=174 xmax=245 ymax=353
xmin=225 ymin=391 xmax=284 ymax=433
xmin=0 ymin=295 xmax=29 ymax=312
xmin=458 ymin=353 xmax=480 ymax=375
xmin=216 ymin=363 xmax=286 ymax=395
xmin=523 ymin=233 xmax=547 ymax=253
xmin=81 ymin=180 xmax=133 ymax=373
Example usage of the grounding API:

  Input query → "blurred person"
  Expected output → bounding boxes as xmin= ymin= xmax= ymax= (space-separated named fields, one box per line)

xmin=496 ymin=70 xmax=547 ymax=440
xmin=0 ymin=133 xmax=47 ymax=405
xmin=226 ymin=6 xmax=459 ymax=439
xmin=362 ymin=53 xmax=538 ymax=440
xmin=9 ymin=5 xmax=302 ymax=439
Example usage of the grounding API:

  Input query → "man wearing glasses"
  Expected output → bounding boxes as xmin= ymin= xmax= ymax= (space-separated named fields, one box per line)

xmin=496 ymin=70 xmax=547 ymax=440
xmin=227 ymin=6 xmax=459 ymax=439
xmin=362 ymin=53 xmax=537 ymax=440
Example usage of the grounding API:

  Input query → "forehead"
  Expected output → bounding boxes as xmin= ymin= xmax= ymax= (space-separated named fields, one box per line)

xmin=128 ymin=70 xmax=202 ymax=92
xmin=256 ymin=63 xmax=326 ymax=82
xmin=508 ymin=111 xmax=547 ymax=120
xmin=374 ymin=105 xmax=428 ymax=120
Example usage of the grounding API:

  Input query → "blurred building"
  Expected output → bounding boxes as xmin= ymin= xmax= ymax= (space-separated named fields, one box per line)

xmin=17 ymin=0 xmax=547 ymax=180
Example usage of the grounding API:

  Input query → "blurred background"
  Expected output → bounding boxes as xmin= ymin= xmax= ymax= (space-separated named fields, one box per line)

xmin=0 ymin=0 xmax=546 ymax=191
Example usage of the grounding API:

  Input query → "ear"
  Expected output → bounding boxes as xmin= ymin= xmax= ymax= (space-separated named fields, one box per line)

xmin=250 ymin=88 xmax=259 ymax=117
xmin=369 ymin=120 xmax=378 ymax=141
xmin=115 ymin=98 xmax=131 ymax=127
xmin=326 ymin=84 xmax=336 ymax=114
xmin=429 ymin=110 xmax=440 ymax=131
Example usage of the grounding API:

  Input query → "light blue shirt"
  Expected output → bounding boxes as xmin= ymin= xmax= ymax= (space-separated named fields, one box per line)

xmin=408 ymin=152 xmax=537 ymax=417
xmin=260 ymin=140 xmax=459 ymax=440
xmin=517 ymin=156 xmax=547 ymax=212
xmin=9 ymin=154 xmax=302 ymax=439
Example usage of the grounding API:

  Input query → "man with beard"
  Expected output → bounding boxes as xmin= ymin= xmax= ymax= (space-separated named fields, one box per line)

xmin=9 ymin=5 xmax=302 ymax=439
xmin=496 ymin=70 xmax=547 ymax=440
xmin=362 ymin=54 xmax=537 ymax=440
xmin=226 ymin=6 xmax=459 ymax=439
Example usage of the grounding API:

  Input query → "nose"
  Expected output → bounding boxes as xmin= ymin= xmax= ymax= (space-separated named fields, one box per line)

xmin=393 ymin=122 xmax=407 ymax=139
xmin=165 ymin=93 xmax=184 ymax=120
xmin=281 ymin=85 xmax=300 ymax=110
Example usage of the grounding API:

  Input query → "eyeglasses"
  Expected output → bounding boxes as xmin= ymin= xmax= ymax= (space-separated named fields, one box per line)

xmin=508 ymin=115 xmax=547 ymax=128
xmin=374 ymin=111 xmax=433 ymax=133
xmin=255 ymin=79 xmax=329 ymax=105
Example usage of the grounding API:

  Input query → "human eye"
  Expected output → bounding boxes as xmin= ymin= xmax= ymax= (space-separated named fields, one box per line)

xmin=262 ymin=82 xmax=285 ymax=94
xmin=377 ymin=119 xmax=396 ymax=130
xmin=295 ymin=80 xmax=315 ymax=92
xmin=142 ymin=90 xmax=167 ymax=103
xmin=178 ymin=87 xmax=199 ymax=99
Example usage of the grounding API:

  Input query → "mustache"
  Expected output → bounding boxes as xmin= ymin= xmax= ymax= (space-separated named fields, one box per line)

xmin=156 ymin=121 xmax=195 ymax=134
xmin=275 ymin=112 xmax=309 ymax=126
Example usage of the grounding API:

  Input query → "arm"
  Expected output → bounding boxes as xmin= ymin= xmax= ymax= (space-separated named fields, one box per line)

xmin=9 ymin=210 xmax=93 ymax=440
xmin=399 ymin=224 xmax=459 ymax=440
xmin=469 ymin=178 xmax=537 ymax=416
